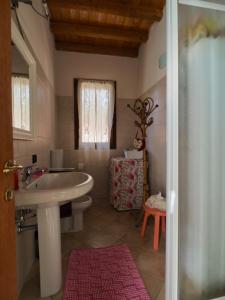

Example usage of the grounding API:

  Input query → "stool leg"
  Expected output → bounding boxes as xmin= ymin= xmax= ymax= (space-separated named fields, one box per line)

xmin=162 ymin=216 xmax=166 ymax=234
xmin=153 ymin=215 xmax=160 ymax=251
xmin=141 ymin=212 xmax=148 ymax=237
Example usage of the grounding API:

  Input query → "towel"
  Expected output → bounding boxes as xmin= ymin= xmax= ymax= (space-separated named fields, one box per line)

xmin=146 ymin=192 xmax=166 ymax=211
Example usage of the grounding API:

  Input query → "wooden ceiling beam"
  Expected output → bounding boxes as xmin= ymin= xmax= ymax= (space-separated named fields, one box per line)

xmin=47 ymin=0 xmax=163 ymax=22
xmin=51 ymin=21 xmax=148 ymax=43
xmin=55 ymin=41 xmax=139 ymax=57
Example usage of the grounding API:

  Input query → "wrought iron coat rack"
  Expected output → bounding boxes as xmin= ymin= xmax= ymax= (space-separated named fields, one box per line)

xmin=127 ymin=97 xmax=158 ymax=204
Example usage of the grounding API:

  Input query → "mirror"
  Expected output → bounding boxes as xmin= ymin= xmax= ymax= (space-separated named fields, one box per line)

xmin=11 ymin=43 xmax=30 ymax=131
xmin=11 ymin=18 xmax=36 ymax=140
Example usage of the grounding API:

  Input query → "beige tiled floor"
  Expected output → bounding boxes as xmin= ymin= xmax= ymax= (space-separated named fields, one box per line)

xmin=19 ymin=199 xmax=165 ymax=300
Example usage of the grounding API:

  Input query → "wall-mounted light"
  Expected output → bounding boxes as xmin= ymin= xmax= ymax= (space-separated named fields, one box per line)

xmin=11 ymin=0 xmax=49 ymax=19
xmin=11 ymin=0 xmax=31 ymax=7
xmin=42 ymin=0 xmax=49 ymax=18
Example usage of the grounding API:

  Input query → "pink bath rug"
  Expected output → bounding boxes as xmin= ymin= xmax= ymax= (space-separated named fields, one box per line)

xmin=64 ymin=244 xmax=151 ymax=300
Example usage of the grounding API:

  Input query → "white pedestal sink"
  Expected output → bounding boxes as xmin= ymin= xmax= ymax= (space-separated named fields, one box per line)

xmin=15 ymin=172 xmax=93 ymax=298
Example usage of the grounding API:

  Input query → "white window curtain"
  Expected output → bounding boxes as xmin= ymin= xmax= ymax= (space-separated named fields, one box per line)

xmin=12 ymin=75 xmax=30 ymax=131
xmin=78 ymin=79 xmax=115 ymax=149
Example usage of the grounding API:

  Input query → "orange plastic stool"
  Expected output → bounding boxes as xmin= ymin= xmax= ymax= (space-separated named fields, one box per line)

xmin=141 ymin=205 xmax=166 ymax=251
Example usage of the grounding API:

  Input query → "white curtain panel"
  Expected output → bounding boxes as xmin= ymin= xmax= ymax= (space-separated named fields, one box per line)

xmin=12 ymin=75 xmax=30 ymax=131
xmin=78 ymin=79 xmax=115 ymax=149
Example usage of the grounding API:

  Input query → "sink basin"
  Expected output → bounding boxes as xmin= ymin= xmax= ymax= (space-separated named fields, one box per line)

xmin=15 ymin=172 xmax=93 ymax=298
xmin=15 ymin=172 xmax=93 ymax=208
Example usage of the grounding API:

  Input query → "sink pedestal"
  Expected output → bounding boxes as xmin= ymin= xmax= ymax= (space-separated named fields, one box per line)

xmin=15 ymin=172 xmax=94 ymax=297
xmin=37 ymin=205 xmax=62 ymax=297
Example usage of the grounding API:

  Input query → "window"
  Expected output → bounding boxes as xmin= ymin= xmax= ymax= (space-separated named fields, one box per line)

xmin=74 ymin=79 xmax=116 ymax=149
xmin=12 ymin=75 xmax=30 ymax=131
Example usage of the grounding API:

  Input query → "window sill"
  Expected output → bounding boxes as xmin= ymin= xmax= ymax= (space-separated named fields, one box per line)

xmin=13 ymin=128 xmax=34 ymax=141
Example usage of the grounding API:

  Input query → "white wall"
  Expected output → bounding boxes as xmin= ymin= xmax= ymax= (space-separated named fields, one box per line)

xmin=16 ymin=1 xmax=55 ymax=86
xmin=57 ymin=96 xmax=137 ymax=198
xmin=138 ymin=8 xmax=166 ymax=96
xmin=55 ymin=51 xmax=138 ymax=198
xmin=55 ymin=8 xmax=166 ymax=99
xmin=12 ymin=45 xmax=29 ymax=74
xmin=55 ymin=51 xmax=138 ymax=99
xmin=137 ymin=8 xmax=167 ymax=196
xmin=54 ymin=8 xmax=166 ymax=199
xmin=12 ymin=0 xmax=56 ymax=294
xmin=141 ymin=78 xmax=166 ymax=196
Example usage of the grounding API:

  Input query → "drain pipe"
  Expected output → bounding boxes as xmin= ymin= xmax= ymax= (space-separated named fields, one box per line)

xmin=16 ymin=208 xmax=37 ymax=233
xmin=17 ymin=223 xmax=37 ymax=233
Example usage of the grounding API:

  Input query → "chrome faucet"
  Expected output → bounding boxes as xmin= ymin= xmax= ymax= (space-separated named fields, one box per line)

xmin=21 ymin=165 xmax=33 ymax=184
xmin=21 ymin=166 xmax=48 ymax=185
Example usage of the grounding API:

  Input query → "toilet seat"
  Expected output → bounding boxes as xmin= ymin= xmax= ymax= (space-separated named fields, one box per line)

xmin=72 ymin=195 xmax=92 ymax=210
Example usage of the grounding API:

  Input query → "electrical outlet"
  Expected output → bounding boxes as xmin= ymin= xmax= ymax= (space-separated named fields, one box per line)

xmin=32 ymin=154 xmax=37 ymax=164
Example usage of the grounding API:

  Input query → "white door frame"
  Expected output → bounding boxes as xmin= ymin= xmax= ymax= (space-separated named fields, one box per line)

xmin=166 ymin=1 xmax=225 ymax=300
xmin=179 ymin=0 xmax=225 ymax=11
xmin=166 ymin=0 xmax=179 ymax=299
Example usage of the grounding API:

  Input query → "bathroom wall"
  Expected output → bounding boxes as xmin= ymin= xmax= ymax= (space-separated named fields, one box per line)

xmin=141 ymin=78 xmax=166 ymax=196
xmin=57 ymin=96 xmax=136 ymax=198
xmin=138 ymin=8 xmax=167 ymax=196
xmin=55 ymin=51 xmax=138 ymax=99
xmin=15 ymin=1 xmax=55 ymax=86
xmin=55 ymin=8 xmax=166 ymax=199
xmin=138 ymin=8 xmax=166 ymax=97
xmin=12 ymin=45 xmax=29 ymax=74
xmin=12 ymin=1 xmax=56 ymax=293
xmin=15 ymin=62 xmax=56 ymax=293
xmin=55 ymin=51 xmax=138 ymax=199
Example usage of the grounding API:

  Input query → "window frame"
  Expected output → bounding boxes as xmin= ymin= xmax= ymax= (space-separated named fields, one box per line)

xmin=74 ymin=78 xmax=117 ymax=149
xmin=11 ymin=18 xmax=36 ymax=140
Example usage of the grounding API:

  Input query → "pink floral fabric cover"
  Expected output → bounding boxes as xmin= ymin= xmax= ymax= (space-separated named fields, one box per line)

xmin=110 ymin=157 xmax=144 ymax=211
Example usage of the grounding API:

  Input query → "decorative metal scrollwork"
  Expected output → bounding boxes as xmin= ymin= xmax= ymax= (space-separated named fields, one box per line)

xmin=127 ymin=97 xmax=158 ymax=138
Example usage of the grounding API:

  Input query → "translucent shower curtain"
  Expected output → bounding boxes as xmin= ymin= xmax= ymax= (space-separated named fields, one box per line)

xmin=178 ymin=6 xmax=225 ymax=299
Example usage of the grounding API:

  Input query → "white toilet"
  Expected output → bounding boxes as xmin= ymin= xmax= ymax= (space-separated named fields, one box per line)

xmin=71 ymin=195 xmax=92 ymax=232
xmin=50 ymin=150 xmax=92 ymax=232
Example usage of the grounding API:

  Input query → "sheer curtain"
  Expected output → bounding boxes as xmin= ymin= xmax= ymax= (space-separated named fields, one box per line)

xmin=12 ymin=75 xmax=30 ymax=131
xmin=78 ymin=79 xmax=115 ymax=149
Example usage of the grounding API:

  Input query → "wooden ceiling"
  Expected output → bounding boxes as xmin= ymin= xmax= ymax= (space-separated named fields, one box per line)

xmin=47 ymin=0 xmax=165 ymax=57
